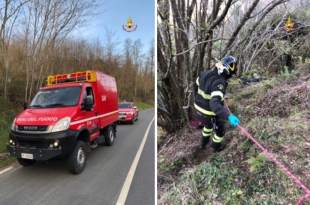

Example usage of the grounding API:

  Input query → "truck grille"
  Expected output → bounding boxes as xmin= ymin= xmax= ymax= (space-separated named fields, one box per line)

xmin=119 ymin=113 xmax=126 ymax=118
xmin=18 ymin=140 xmax=43 ymax=148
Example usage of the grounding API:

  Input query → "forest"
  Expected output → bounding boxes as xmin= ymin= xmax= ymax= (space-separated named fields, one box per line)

xmin=0 ymin=0 xmax=155 ymax=110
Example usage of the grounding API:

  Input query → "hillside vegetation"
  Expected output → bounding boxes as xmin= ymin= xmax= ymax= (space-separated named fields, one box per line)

xmin=158 ymin=64 xmax=310 ymax=205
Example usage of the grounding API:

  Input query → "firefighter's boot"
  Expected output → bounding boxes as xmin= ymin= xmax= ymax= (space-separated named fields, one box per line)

xmin=211 ymin=142 xmax=226 ymax=153
xmin=199 ymin=136 xmax=210 ymax=149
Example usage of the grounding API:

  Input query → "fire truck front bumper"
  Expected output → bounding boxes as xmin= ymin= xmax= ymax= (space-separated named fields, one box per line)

xmin=7 ymin=144 xmax=62 ymax=161
xmin=7 ymin=129 xmax=77 ymax=161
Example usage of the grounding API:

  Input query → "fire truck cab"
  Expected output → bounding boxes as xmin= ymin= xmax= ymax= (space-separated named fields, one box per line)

xmin=7 ymin=70 xmax=118 ymax=174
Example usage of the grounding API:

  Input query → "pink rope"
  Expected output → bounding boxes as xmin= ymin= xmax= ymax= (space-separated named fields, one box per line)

xmin=298 ymin=194 xmax=310 ymax=205
xmin=224 ymin=101 xmax=310 ymax=204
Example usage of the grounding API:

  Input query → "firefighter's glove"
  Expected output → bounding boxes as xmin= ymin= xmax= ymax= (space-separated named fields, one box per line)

xmin=228 ymin=115 xmax=240 ymax=127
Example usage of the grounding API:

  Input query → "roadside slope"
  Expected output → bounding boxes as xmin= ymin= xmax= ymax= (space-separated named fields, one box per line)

xmin=158 ymin=66 xmax=310 ymax=205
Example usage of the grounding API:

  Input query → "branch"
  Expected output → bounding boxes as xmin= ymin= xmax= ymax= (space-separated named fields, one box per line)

xmin=204 ymin=0 xmax=234 ymax=38
xmin=223 ymin=0 xmax=260 ymax=55
xmin=225 ymin=0 xmax=290 ymax=55
xmin=158 ymin=136 xmax=174 ymax=155
xmin=157 ymin=6 xmax=174 ymax=80
xmin=172 ymin=37 xmax=227 ymax=56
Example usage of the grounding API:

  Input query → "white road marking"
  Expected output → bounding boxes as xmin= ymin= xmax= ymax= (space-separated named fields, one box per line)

xmin=0 ymin=166 xmax=13 ymax=175
xmin=116 ymin=117 xmax=155 ymax=205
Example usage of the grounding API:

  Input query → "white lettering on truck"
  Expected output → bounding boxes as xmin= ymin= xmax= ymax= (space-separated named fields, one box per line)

xmin=100 ymin=81 xmax=114 ymax=87
xmin=17 ymin=117 xmax=37 ymax=122
xmin=16 ymin=117 xmax=58 ymax=121
xmin=38 ymin=117 xmax=58 ymax=121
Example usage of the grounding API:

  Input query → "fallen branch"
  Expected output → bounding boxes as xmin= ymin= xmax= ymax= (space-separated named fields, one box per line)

xmin=158 ymin=136 xmax=174 ymax=155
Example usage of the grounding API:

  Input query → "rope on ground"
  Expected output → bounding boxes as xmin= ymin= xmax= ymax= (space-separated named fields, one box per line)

xmin=224 ymin=100 xmax=310 ymax=205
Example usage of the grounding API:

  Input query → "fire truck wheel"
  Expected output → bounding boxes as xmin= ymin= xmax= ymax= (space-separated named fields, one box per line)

xmin=17 ymin=158 xmax=36 ymax=167
xmin=68 ymin=140 xmax=86 ymax=174
xmin=104 ymin=125 xmax=114 ymax=146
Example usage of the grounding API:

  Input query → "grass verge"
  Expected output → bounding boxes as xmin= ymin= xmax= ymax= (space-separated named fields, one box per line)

xmin=0 ymin=157 xmax=16 ymax=169
xmin=135 ymin=101 xmax=154 ymax=109
xmin=0 ymin=99 xmax=20 ymax=169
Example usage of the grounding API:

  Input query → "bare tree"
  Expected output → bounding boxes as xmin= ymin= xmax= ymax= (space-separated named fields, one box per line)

xmin=0 ymin=0 xmax=29 ymax=100
xmin=103 ymin=27 xmax=120 ymax=59
xmin=18 ymin=0 xmax=102 ymax=102
xmin=157 ymin=0 xmax=289 ymax=133
xmin=132 ymin=39 xmax=143 ymax=98
xmin=144 ymin=39 xmax=155 ymax=102
xmin=230 ymin=1 xmax=310 ymax=73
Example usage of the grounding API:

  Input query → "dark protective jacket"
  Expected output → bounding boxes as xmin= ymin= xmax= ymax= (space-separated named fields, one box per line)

xmin=193 ymin=68 xmax=230 ymax=120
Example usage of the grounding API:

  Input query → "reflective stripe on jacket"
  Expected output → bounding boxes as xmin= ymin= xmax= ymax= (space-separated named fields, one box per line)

xmin=193 ymin=68 xmax=230 ymax=120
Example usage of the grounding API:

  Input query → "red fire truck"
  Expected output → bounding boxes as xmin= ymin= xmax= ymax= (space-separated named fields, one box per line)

xmin=7 ymin=70 xmax=118 ymax=174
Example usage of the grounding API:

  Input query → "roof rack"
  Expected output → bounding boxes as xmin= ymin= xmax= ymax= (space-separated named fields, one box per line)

xmin=46 ymin=70 xmax=97 ymax=86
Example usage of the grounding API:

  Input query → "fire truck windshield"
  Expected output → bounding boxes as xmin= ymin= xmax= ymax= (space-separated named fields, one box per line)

xmin=30 ymin=87 xmax=81 ymax=108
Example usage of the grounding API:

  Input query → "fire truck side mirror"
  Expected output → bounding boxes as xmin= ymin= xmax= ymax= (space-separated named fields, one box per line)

xmin=23 ymin=102 xmax=28 ymax=110
xmin=83 ymin=96 xmax=93 ymax=111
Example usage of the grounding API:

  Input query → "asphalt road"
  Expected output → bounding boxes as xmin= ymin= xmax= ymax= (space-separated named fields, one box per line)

xmin=0 ymin=108 xmax=155 ymax=205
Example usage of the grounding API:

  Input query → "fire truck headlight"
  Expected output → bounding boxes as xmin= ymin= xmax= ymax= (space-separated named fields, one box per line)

xmin=9 ymin=139 xmax=15 ymax=145
xmin=11 ymin=118 xmax=17 ymax=131
xmin=51 ymin=117 xmax=71 ymax=132
xmin=49 ymin=141 xmax=59 ymax=148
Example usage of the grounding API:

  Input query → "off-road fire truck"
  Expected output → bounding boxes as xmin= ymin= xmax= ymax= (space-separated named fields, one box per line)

xmin=7 ymin=70 xmax=118 ymax=174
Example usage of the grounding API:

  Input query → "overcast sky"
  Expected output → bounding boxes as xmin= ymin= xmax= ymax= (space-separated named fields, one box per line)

xmin=74 ymin=0 xmax=155 ymax=53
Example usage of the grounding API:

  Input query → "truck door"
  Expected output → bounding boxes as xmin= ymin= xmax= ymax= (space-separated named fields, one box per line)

xmin=82 ymin=86 xmax=100 ymax=141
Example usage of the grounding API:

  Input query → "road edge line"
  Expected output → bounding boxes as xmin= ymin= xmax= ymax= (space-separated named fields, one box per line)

xmin=0 ymin=166 xmax=13 ymax=175
xmin=116 ymin=117 xmax=155 ymax=205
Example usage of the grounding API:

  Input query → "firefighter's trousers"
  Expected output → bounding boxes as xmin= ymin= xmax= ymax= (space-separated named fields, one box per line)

xmin=194 ymin=109 xmax=225 ymax=150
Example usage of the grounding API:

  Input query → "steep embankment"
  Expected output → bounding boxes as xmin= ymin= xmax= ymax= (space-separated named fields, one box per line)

xmin=158 ymin=66 xmax=310 ymax=205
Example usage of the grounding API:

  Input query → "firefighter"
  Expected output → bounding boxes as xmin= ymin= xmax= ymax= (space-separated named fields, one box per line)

xmin=193 ymin=56 xmax=240 ymax=152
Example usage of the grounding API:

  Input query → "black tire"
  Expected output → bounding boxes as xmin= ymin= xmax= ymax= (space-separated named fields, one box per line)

xmin=17 ymin=158 xmax=36 ymax=167
xmin=104 ymin=125 xmax=115 ymax=146
xmin=136 ymin=112 xmax=138 ymax=121
xmin=68 ymin=140 xmax=86 ymax=174
xmin=130 ymin=115 xmax=135 ymax=124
